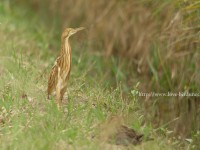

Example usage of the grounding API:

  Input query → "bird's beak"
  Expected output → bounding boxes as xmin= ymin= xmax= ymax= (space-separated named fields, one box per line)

xmin=75 ymin=27 xmax=85 ymax=32
xmin=71 ymin=27 xmax=85 ymax=35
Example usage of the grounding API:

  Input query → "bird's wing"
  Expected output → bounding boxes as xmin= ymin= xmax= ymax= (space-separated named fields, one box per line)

xmin=47 ymin=57 xmax=61 ymax=95
xmin=47 ymin=55 xmax=71 ymax=95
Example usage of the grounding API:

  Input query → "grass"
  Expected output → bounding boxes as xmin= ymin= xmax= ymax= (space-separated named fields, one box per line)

xmin=0 ymin=2 xmax=198 ymax=150
xmin=11 ymin=0 xmax=200 ymax=139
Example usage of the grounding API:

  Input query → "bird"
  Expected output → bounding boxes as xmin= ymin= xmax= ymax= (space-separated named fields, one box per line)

xmin=47 ymin=27 xmax=85 ymax=106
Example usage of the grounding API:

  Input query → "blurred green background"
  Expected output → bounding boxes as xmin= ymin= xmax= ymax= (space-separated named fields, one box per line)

xmin=0 ymin=0 xmax=200 ymax=149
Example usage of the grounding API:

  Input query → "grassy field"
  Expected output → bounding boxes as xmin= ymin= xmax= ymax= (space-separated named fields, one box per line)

xmin=17 ymin=0 xmax=200 ymax=138
xmin=11 ymin=1 xmax=200 ymax=138
xmin=0 ymin=1 xmax=199 ymax=150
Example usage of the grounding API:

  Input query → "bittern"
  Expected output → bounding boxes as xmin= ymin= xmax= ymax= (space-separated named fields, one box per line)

xmin=47 ymin=27 xmax=85 ymax=106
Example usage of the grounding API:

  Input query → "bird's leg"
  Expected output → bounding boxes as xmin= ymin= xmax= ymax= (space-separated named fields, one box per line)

xmin=56 ymin=67 xmax=62 ymax=107
xmin=56 ymin=86 xmax=61 ymax=106
xmin=60 ymin=86 xmax=67 ymax=102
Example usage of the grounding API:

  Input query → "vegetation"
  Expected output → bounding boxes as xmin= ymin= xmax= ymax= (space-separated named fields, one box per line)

xmin=0 ymin=0 xmax=199 ymax=149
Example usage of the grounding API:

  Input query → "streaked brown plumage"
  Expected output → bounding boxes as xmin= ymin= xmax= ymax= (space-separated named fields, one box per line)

xmin=47 ymin=27 xmax=85 ymax=106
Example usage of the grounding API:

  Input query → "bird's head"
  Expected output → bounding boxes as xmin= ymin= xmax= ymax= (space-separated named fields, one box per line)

xmin=61 ymin=27 xmax=85 ymax=39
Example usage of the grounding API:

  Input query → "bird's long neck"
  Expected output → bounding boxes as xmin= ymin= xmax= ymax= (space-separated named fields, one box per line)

xmin=60 ymin=37 xmax=71 ymax=56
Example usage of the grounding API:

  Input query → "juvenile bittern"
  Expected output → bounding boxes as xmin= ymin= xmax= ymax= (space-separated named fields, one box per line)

xmin=47 ymin=27 xmax=84 ymax=106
